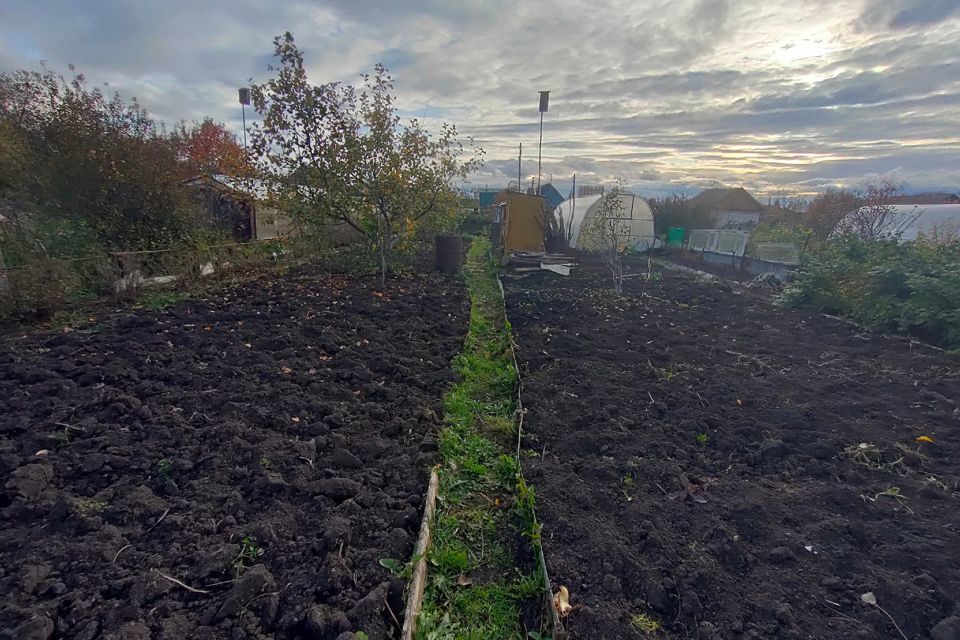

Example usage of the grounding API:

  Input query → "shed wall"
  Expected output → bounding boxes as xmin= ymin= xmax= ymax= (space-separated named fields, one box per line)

xmin=502 ymin=193 xmax=546 ymax=253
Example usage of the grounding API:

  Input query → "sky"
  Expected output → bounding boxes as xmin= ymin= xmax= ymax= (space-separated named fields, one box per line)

xmin=2 ymin=0 xmax=960 ymax=198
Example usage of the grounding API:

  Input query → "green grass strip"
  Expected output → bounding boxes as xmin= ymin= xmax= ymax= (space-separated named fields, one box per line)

xmin=416 ymin=237 xmax=543 ymax=640
xmin=138 ymin=290 xmax=191 ymax=310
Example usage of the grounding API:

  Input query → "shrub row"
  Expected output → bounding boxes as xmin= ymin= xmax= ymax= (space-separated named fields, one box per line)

xmin=778 ymin=236 xmax=960 ymax=350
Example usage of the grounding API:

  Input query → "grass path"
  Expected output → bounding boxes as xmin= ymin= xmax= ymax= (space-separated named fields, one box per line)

xmin=415 ymin=237 xmax=543 ymax=639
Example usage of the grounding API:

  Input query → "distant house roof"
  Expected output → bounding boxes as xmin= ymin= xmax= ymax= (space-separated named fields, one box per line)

xmin=539 ymin=183 xmax=565 ymax=211
xmin=890 ymin=193 xmax=960 ymax=205
xmin=183 ymin=173 xmax=272 ymax=200
xmin=690 ymin=187 xmax=765 ymax=213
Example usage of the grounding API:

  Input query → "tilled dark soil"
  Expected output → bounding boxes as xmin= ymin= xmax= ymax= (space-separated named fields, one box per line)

xmin=0 ymin=268 xmax=467 ymax=640
xmin=505 ymin=264 xmax=960 ymax=640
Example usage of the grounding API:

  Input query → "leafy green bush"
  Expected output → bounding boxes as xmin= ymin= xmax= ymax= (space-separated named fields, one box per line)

xmin=648 ymin=194 xmax=712 ymax=236
xmin=778 ymin=236 xmax=960 ymax=349
xmin=2 ymin=259 xmax=82 ymax=319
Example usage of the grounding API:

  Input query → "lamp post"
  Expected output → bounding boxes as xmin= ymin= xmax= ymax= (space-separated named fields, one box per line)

xmin=537 ymin=91 xmax=549 ymax=195
xmin=238 ymin=88 xmax=250 ymax=151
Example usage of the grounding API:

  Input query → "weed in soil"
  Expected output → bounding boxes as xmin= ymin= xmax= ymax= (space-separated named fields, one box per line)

xmin=630 ymin=612 xmax=662 ymax=633
xmin=155 ymin=457 xmax=173 ymax=477
xmin=233 ymin=536 xmax=265 ymax=576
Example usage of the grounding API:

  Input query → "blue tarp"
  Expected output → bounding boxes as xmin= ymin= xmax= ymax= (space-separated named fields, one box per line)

xmin=539 ymin=183 xmax=565 ymax=211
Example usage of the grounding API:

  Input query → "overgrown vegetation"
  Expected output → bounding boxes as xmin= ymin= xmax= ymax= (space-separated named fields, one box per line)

xmin=139 ymin=291 xmax=190 ymax=311
xmin=2 ymin=34 xmax=481 ymax=319
xmin=0 ymin=64 xmax=261 ymax=320
xmin=0 ymin=68 xmax=247 ymax=251
xmin=418 ymin=237 xmax=543 ymax=639
xmin=648 ymin=193 xmax=709 ymax=236
xmin=803 ymin=180 xmax=903 ymax=239
xmin=778 ymin=235 xmax=960 ymax=350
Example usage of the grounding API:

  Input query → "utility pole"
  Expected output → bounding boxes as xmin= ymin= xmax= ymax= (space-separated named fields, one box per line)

xmin=568 ymin=173 xmax=576 ymax=246
xmin=517 ymin=143 xmax=522 ymax=193
xmin=537 ymin=91 xmax=550 ymax=196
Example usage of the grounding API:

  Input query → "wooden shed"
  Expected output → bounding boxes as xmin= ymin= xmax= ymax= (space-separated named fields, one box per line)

xmin=183 ymin=174 xmax=303 ymax=241
xmin=495 ymin=191 xmax=546 ymax=253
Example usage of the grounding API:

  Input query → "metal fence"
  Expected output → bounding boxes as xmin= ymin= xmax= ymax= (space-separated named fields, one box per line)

xmin=687 ymin=229 xmax=750 ymax=257
xmin=754 ymin=242 xmax=800 ymax=265
xmin=678 ymin=232 xmax=801 ymax=281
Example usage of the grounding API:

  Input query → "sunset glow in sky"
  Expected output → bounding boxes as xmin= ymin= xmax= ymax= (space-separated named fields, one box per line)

xmin=4 ymin=0 xmax=960 ymax=196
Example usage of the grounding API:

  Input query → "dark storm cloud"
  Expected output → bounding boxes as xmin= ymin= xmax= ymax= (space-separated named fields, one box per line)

xmin=858 ymin=0 xmax=960 ymax=30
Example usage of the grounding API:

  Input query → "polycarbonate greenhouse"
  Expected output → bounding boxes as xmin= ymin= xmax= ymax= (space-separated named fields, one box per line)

xmin=553 ymin=192 xmax=656 ymax=251
xmin=833 ymin=204 xmax=960 ymax=241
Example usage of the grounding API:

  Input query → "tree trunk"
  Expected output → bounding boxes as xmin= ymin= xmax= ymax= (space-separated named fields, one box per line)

xmin=379 ymin=222 xmax=390 ymax=290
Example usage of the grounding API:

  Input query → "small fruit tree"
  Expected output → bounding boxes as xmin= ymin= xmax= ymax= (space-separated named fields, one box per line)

xmin=249 ymin=33 xmax=483 ymax=286
xmin=585 ymin=184 xmax=628 ymax=293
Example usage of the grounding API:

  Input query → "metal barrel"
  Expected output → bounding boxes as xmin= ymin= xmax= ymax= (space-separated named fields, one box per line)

xmin=435 ymin=234 xmax=464 ymax=273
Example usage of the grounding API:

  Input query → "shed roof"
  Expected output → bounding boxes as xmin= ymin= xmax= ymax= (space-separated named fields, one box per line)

xmin=183 ymin=173 xmax=270 ymax=200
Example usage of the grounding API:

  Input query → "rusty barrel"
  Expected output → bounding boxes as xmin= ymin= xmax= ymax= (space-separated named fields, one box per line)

xmin=435 ymin=234 xmax=464 ymax=273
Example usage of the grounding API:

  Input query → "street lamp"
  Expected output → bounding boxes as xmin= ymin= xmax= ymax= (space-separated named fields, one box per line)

xmin=537 ymin=90 xmax=549 ymax=196
xmin=238 ymin=88 xmax=251 ymax=151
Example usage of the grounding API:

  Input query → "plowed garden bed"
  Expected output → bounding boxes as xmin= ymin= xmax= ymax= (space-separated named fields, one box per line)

xmin=0 ymin=268 xmax=467 ymax=639
xmin=505 ymin=264 xmax=960 ymax=640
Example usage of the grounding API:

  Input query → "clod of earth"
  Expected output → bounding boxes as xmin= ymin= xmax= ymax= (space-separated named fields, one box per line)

xmin=4 ymin=463 xmax=54 ymax=500
xmin=316 ymin=477 xmax=362 ymax=502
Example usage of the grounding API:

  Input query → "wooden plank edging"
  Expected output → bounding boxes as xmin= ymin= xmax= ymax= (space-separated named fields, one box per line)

xmin=401 ymin=467 xmax=440 ymax=640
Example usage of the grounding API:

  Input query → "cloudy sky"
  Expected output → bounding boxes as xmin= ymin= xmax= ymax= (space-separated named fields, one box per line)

xmin=3 ymin=0 xmax=960 ymax=197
